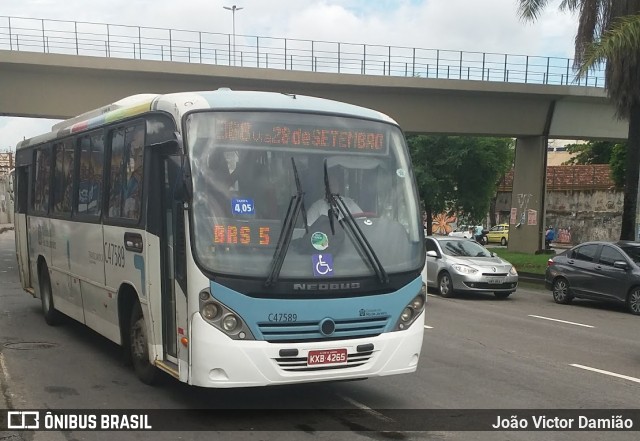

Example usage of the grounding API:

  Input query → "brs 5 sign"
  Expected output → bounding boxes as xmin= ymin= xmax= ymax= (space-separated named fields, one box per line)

xmin=213 ymin=220 xmax=280 ymax=247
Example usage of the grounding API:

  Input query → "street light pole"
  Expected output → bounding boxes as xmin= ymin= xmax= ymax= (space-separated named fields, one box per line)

xmin=223 ymin=4 xmax=243 ymax=66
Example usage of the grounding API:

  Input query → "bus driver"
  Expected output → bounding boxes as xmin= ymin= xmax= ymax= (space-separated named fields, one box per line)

xmin=306 ymin=165 xmax=362 ymax=226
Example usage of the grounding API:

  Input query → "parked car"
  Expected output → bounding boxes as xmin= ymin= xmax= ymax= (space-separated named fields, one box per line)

xmin=545 ymin=240 xmax=640 ymax=315
xmin=486 ymin=223 xmax=510 ymax=246
xmin=449 ymin=225 xmax=487 ymax=244
xmin=422 ymin=236 xmax=518 ymax=299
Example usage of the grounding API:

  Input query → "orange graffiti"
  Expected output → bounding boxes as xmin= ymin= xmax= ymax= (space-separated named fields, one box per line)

xmin=432 ymin=212 xmax=457 ymax=235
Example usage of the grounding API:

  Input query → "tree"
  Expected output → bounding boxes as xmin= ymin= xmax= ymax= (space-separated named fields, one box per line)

xmin=517 ymin=1 xmax=640 ymax=240
xmin=407 ymin=135 xmax=513 ymax=234
xmin=563 ymin=140 xmax=615 ymax=165
xmin=562 ymin=140 xmax=627 ymax=187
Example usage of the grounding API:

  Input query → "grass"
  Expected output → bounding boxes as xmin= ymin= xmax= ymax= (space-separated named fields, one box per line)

xmin=490 ymin=249 xmax=553 ymax=275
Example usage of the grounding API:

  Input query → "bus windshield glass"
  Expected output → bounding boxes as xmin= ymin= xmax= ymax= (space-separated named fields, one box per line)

xmin=187 ymin=111 xmax=422 ymax=279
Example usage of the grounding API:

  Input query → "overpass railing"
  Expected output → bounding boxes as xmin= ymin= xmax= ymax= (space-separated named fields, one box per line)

xmin=0 ymin=16 xmax=606 ymax=88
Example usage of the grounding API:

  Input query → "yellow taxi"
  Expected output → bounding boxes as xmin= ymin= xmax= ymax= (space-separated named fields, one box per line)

xmin=486 ymin=223 xmax=510 ymax=246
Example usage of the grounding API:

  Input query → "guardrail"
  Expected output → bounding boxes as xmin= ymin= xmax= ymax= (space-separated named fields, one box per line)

xmin=0 ymin=16 xmax=606 ymax=87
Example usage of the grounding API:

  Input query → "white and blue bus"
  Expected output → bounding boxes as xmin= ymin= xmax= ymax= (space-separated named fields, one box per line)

xmin=13 ymin=89 xmax=426 ymax=387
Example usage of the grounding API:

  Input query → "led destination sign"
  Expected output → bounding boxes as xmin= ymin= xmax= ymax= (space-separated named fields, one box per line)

xmin=215 ymin=119 xmax=388 ymax=154
xmin=213 ymin=222 xmax=279 ymax=247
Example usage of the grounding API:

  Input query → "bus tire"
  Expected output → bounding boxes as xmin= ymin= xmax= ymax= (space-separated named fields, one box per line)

xmin=129 ymin=301 xmax=158 ymax=385
xmin=40 ymin=265 xmax=62 ymax=326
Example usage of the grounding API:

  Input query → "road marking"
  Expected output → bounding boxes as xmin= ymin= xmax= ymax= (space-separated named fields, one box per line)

xmin=424 ymin=325 xmax=433 ymax=329
xmin=570 ymin=364 xmax=640 ymax=384
xmin=528 ymin=314 xmax=594 ymax=328
xmin=427 ymin=294 xmax=438 ymax=298
xmin=338 ymin=394 xmax=395 ymax=423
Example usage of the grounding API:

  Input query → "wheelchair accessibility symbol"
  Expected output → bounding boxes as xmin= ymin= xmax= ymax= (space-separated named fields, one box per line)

xmin=312 ymin=254 xmax=334 ymax=277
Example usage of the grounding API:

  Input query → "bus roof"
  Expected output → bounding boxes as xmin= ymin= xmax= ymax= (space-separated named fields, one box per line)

xmin=16 ymin=89 xmax=397 ymax=150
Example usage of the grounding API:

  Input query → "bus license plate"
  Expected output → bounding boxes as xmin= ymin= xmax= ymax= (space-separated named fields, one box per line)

xmin=308 ymin=349 xmax=348 ymax=366
xmin=488 ymin=278 xmax=504 ymax=284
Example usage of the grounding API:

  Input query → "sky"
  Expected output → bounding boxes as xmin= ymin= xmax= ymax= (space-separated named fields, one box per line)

xmin=0 ymin=0 xmax=579 ymax=150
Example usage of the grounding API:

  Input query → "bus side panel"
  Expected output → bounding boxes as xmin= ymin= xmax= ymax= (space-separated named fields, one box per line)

xmin=73 ymin=222 xmax=117 ymax=343
xmin=103 ymin=225 xmax=153 ymax=350
xmin=49 ymin=218 xmax=85 ymax=323
xmin=15 ymin=213 xmax=31 ymax=291
xmin=28 ymin=216 xmax=51 ymax=299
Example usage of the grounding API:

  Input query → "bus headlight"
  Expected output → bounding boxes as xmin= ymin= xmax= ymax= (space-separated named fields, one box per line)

xmin=201 ymin=303 xmax=219 ymax=320
xmin=411 ymin=294 xmax=425 ymax=310
xmin=400 ymin=307 xmax=413 ymax=322
xmin=197 ymin=287 xmax=254 ymax=340
xmin=394 ymin=284 xmax=427 ymax=331
xmin=222 ymin=314 xmax=239 ymax=331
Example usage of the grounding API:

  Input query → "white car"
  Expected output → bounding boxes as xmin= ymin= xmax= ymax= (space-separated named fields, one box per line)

xmin=450 ymin=225 xmax=487 ymax=244
xmin=448 ymin=225 xmax=473 ymax=239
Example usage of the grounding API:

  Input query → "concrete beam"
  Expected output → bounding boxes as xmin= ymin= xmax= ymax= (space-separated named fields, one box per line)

xmin=0 ymin=50 xmax=629 ymax=140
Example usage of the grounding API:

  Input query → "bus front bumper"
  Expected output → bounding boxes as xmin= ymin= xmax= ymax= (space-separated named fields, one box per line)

xmin=189 ymin=312 xmax=425 ymax=388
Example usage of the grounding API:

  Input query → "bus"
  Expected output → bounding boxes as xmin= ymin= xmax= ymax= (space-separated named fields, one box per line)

xmin=13 ymin=89 xmax=426 ymax=387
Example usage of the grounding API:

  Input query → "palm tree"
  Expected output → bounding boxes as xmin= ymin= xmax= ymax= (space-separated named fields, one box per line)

xmin=517 ymin=1 xmax=640 ymax=240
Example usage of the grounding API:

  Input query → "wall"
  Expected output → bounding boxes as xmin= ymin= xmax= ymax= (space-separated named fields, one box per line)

xmin=496 ymin=164 xmax=621 ymax=245
xmin=0 ymin=174 xmax=14 ymax=224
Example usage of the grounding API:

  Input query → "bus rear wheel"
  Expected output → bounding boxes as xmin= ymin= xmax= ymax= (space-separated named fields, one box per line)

xmin=129 ymin=302 xmax=158 ymax=384
xmin=40 ymin=265 xmax=62 ymax=326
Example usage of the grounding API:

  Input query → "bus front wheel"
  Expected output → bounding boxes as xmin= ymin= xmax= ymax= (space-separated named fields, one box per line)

xmin=40 ymin=266 xmax=62 ymax=326
xmin=129 ymin=302 xmax=158 ymax=384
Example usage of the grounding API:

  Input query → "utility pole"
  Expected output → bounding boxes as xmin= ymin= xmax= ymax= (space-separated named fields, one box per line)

xmin=223 ymin=5 xmax=243 ymax=66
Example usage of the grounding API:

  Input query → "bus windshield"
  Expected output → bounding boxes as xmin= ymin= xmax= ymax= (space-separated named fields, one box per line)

xmin=187 ymin=111 xmax=422 ymax=279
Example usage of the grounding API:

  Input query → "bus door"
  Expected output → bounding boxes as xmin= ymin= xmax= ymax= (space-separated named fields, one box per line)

xmin=158 ymin=154 xmax=188 ymax=367
xmin=13 ymin=166 xmax=32 ymax=290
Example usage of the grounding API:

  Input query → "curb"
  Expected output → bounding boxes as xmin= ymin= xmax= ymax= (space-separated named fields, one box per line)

xmin=518 ymin=271 xmax=545 ymax=285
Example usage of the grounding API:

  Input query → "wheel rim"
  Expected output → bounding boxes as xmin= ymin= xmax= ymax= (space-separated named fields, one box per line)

xmin=629 ymin=290 xmax=640 ymax=314
xmin=131 ymin=318 xmax=148 ymax=362
xmin=553 ymin=279 xmax=567 ymax=301
xmin=440 ymin=275 xmax=450 ymax=296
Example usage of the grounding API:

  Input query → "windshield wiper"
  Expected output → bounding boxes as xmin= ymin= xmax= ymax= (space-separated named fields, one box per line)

xmin=323 ymin=160 xmax=389 ymax=285
xmin=265 ymin=158 xmax=307 ymax=287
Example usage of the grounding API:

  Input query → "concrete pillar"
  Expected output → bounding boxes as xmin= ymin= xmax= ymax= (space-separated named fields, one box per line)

xmin=509 ymin=136 xmax=547 ymax=253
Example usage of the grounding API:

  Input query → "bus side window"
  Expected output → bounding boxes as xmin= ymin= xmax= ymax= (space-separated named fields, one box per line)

xmin=108 ymin=128 xmax=125 ymax=217
xmin=107 ymin=123 xmax=145 ymax=220
xmin=13 ymin=167 xmax=28 ymax=214
xmin=77 ymin=132 xmax=104 ymax=216
xmin=53 ymin=139 xmax=75 ymax=214
xmin=32 ymin=147 xmax=51 ymax=214
xmin=123 ymin=126 xmax=145 ymax=219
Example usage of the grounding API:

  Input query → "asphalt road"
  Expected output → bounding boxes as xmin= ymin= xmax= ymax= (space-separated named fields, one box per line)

xmin=0 ymin=230 xmax=639 ymax=441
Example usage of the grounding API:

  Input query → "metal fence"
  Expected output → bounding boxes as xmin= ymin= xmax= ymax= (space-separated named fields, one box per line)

xmin=0 ymin=16 xmax=606 ymax=87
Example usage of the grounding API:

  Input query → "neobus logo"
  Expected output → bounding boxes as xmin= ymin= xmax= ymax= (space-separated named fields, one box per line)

xmin=292 ymin=282 xmax=361 ymax=291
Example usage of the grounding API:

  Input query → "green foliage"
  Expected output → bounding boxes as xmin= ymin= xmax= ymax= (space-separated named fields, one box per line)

xmin=610 ymin=142 xmax=627 ymax=188
xmin=490 ymin=249 xmax=551 ymax=275
xmin=407 ymin=135 xmax=514 ymax=225
xmin=563 ymin=140 xmax=614 ymax=165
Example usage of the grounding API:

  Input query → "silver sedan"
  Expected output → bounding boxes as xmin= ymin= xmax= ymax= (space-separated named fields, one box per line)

xmin=422 ymin=236 xmax=518 ymax=299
